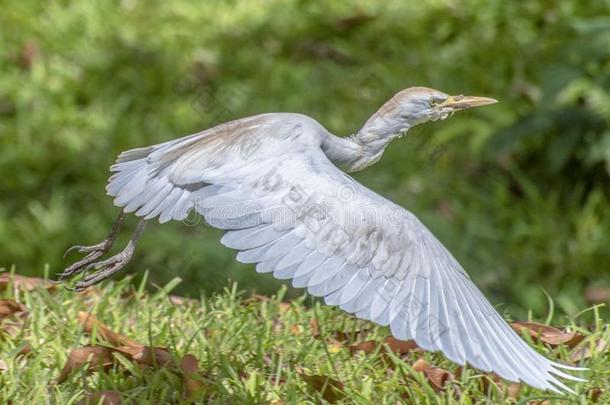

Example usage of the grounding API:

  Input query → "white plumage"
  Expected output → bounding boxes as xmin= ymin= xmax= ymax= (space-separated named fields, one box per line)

xmin=63 ymin=87 xmax=585 ymax=393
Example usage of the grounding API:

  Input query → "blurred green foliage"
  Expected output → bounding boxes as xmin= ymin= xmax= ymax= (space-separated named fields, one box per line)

xmin=1 ymin=0 xmax=609 ymax=318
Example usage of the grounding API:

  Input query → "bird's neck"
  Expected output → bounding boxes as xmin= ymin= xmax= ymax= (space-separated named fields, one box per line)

xmin=322 ymin=113 xmax=409 ymax=173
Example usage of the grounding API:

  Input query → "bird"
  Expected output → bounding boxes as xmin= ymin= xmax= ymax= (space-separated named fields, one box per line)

xmin=58 ymin=86 xmax=585 ymax=393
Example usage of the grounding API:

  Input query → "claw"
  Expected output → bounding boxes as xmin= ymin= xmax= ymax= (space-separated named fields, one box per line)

xmin=69 ymin=247 xmax=134 ymax=291
xmin=63 ymin=245 xmax=84 ymax=259
xmin=63 ymin=241 xmax=110 ymax=259
xmin=64 ymin=239 xmax=112 ymax=259
xmin=57 ymin=214 xmax=145 ymax=292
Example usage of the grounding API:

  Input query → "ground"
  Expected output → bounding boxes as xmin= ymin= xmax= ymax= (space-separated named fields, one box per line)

xmin=0 ymin=272 xmax=607 ymax=404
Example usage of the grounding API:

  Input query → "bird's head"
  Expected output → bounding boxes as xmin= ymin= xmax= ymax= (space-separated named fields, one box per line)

xmin=365 ymin=87 xmax=498 ymax=134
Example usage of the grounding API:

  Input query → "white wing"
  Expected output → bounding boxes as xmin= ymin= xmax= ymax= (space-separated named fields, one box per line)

xmin=106 ymin=113 xmax=583 ymax=392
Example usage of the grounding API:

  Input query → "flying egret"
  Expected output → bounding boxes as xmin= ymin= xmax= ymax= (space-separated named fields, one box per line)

xmin=58 ymin=87 xmax=584 ymax=392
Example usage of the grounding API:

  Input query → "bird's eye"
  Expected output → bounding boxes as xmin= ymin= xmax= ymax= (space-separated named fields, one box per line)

xmin=429 ymin=99 xmax=438 ymax=107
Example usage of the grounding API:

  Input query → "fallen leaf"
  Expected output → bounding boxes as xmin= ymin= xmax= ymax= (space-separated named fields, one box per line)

xmin=278 ymin=302 xmax=291 ymax=314
xmin=588 ymin=387 xmax=602 ymax=402
xmin=0 ymin=359 xmax=7 ymax=373
xmin=585 ymin=287 xmax=610 ymax=304
xmin=348 ymin=340 xmax=378 ymax=354
xmin=0 ymin=299 xmax=28 ymax=338
xmin=511 ymin=322 xmax=584 ymax=347
xmin=57 ymin=346 xmax=117 ymax=384
xmin=15 ymin=345 xmax=32 ymax=358
xmin=77 ymin=312 xmax=141 ymax=347
xmin=349 ymin=337 xmax=420 ymax=355
xmin=134 ymin=346 xmax=173 ymax=368
xmin=0 ymin=321 xmax=24 ymax=338
xmin=570 ymin=336 xmax=609 ymax=362
xmin=0 ymin=299 xmax=28 ymax=320
xmin=77 ymin=391 xmax=121 ymax=405
xmin=385 ymin=337 xmax=420 ymax=354
xmin=412 ymin=359 xmax=453 ymax=392
xmin=115 ymin=345 xmax=173 ymax=368
xmin=0 ymin=273 xmax=54 ymax=292
xmin=507 ymin=382 xmax=521 ymax=399
xmin=309 ymin=319 xmax=320 ymax=337
xmin=290 ymin=324 xmax=304 ymax=336
xmin=298 ymin=372 xmax=345 ymax=403
xmin=180 ymin=354 xmax=205 ymax=398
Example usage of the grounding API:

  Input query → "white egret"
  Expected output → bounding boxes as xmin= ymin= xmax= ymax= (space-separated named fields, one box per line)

xmin=58 ymin=87 xmax=584 ymax=392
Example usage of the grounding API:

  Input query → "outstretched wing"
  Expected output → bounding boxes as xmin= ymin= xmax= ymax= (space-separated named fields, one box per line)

xmin=106 ymin=113 xmax=583 ymax=393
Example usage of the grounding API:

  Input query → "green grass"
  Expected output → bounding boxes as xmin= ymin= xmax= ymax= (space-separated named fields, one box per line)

xmin=1 ymin=274 xmax=607 ymax=404
xmin=1 ymin=1 xmax=609 ymax=401
xmin=2 ymin=0 xmax=609 ymax=320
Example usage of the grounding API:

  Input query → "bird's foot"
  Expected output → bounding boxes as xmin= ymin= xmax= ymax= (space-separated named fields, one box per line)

xmin=63 ymin=240 xmax=112 ymax=259
xmin=54 ymin=212 xmax=127 ymax=285
xmin=53 ymin=240 xmax=115 ymax=283
xmin=67 ymin=243 xmax=136 ymax=292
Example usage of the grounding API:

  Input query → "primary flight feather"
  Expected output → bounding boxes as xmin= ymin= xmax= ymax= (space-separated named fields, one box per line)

xmin=59 ymin=86 xmax=585 ymax=393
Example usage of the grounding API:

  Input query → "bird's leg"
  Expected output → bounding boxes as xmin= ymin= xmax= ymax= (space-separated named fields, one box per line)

xmin=54 ymin=211 xmax=126 ymax=282
xmin=69 ymin=219 xmax=148 ymax=292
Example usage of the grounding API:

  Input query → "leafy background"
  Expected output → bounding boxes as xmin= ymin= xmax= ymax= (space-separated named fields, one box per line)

xmin=1 ymin=0 xmax=609 ymax=319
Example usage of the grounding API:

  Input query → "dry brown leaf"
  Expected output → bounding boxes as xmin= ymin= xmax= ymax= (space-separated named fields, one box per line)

xmin=507 ymin=382 xmax=521 ymax=399
xmin=57 ymin=346 xmax=117 ymax=384
xmin=309 ymin=319 xmax=320 ymax=337
xmin=58 ymin=345 xmax=174 ymax=384
xmin=298 ymin=372 xmax=345 ymax=403
xmin=77 ymin=312 xmax=141 ymax=347
xmin=290 ymin=324 xmax=303 ymax=336
xmin=0 ymin=299 xmax=28 ymax=338
xmin=349 ymin=337 xmax=420 ymax=355
xmin=278 ymin=302 xmax=291 ymax=314
xmin=349 ymin=340 xmax=378 ymax=354
xmin=180 ymin=354 xmax=205 ymax=398
xmin=588 ymin=387 xmax=602 ymax=402
xmin=412 ymin=359 xmax=453 ymax=392
xmin=77 ymin=391 xmax=122 ymax=405
xmin=0 ymin=273 xmax=54 ymax=292
xmin=385 ymin=337 xmax=420 ymax=354
xmin=15 ymin=345 xmax=32 ymax=359
xmin=0 ymin=299 xmax=28 ymax=320
xmin=511 ymin=321 xmax=584 ymax=348
xmin=585 ymin=287 xmax=610 ymax=304
xmin=0 ymin=359 xmax=7 ymax=373
xmin=1 ymin=320 xmax=27 ymax=338
xmin=570 ymin=336 xmax=609 ymax=362
xmin=136 ymin=346 xmax=173 ymax=367
xmin=115 ymin=345 xmax=173 ymax=368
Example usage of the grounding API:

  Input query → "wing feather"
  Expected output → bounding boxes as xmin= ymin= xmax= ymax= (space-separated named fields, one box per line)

xmin=105 ymin=112 xmax=583 ymax=392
